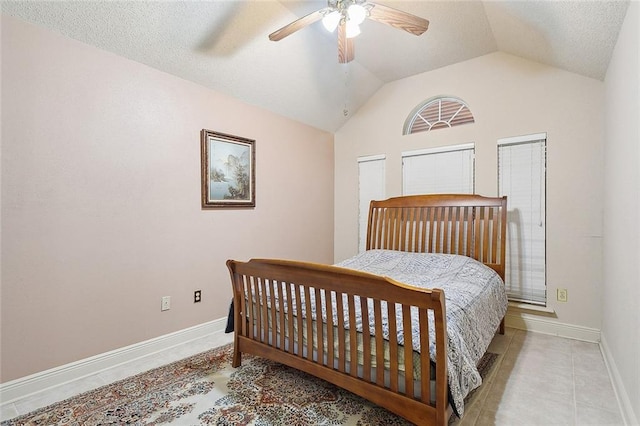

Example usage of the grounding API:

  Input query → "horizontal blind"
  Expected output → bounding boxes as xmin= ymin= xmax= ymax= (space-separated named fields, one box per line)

xmin=358 ymin=155 xmax=385 ymax=252
xmin=402 ymin=143 xmax=474 ymax=195
xmin=498 ymin=135 xmax=546 ymax=305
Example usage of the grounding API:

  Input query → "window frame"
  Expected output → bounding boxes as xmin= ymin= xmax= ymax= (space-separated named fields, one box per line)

xmin=403 ymin=96 xmax=475 ymax=135
xmin=497 ymin=133 xmax=547 ymax=306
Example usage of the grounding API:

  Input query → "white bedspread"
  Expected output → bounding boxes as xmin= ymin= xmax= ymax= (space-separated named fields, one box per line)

xmin=335 ymin=249 xmax=508 ymax=417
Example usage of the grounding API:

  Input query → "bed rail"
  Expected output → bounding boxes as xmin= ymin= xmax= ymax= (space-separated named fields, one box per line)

xmin=227 ymin=258 xmax=449 ymax=426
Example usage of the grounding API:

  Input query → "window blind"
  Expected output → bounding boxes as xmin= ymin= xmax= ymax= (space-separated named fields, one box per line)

xmin=358 ymin=155 xmax=385 ymax=252
xmin=498 ymin=134 xmax=547 ymax=305
xmin=402 ymin=143 xmax=475 ymax=195
xmin=404 ymin=97 xmax=475 ymax=135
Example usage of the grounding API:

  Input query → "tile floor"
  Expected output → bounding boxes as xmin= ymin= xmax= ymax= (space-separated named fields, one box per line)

xmin=456 ymin=328 xmax=625 ymax=426
xmin=0 ymin=328 xmax=625 ymax=425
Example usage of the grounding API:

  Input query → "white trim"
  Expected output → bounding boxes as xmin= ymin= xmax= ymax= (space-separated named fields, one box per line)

xmin=600 ymin=333 xmax=639 ymax=426
xmin=497 ymin=132 xmax=547 ymax=146
xmin=505 ymin=310 xmax=600 ymax=343
xmin=357 ymin=154 xmax=386 ymax=163
xmin=0 ymin=317 xmax=227 ymax=404
xmin=508 ymin=301 xmax=556 ymax=314
xmin=401 ymin=142 xmax=474 ymax=158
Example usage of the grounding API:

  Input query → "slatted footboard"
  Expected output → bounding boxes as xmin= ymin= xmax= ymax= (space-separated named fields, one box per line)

xmin=226 ymin=259 xmax=450 ymax=426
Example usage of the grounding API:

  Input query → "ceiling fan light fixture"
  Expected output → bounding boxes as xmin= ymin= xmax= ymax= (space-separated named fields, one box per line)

xmin=345 ymin=20 xmax=361 ymax=38
xmin=322 ymin=10 xmax=341 ymax=32
xmin=268 ymin=0 xmax=429 ymax=64
xmin=347 ymin=4 xmax=367 ymax=25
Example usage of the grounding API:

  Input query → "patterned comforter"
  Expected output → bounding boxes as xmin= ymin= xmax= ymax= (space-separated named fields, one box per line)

xmin=335 ymin=249 xmax=508 ymax=417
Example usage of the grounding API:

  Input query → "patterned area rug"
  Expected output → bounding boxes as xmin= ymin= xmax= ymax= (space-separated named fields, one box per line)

xmin=2 ymin=344 xmax=498 ymax=425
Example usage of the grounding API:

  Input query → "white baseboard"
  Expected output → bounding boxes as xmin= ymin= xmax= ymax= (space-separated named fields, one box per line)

xmin=0 ymin=318 xmax=227 ymax=404
xmin=601 ymin=333 xmax=640 ymax=426
xmin=505 ymin=310 xmax=601 ymax=342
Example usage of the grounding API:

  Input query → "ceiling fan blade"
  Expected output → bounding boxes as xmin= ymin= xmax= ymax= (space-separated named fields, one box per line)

xmin=269 ymin=8 xmax=328 ymax=41
xmin=367 ymin=2 xmax=429 ymax=36
xmin=338 ymin=21 xmax=354 ymax=63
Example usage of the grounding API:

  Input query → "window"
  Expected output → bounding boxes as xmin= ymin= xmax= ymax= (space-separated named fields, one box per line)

xmin=358 ymin=155 xmax=385 ymax=252
xmin=404 ymin=96 xmax=475 ymax=135
xmin=498 ymin=134 xmax=547 ymax=305
xmin=402 ymin=143 xmax=475 ymax=195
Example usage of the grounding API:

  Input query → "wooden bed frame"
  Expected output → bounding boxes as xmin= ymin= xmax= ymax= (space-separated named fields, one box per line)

xmin=227 ymin=194 xmax=507 ymax=426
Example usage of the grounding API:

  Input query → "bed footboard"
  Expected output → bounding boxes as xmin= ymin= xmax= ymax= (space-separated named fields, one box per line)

xmin=227 ymin=258 xmax=450 ymax=426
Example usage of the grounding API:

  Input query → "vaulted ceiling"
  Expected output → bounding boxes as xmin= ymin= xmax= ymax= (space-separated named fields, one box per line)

xmin=1 ymin=0 xmax=630 ymax=132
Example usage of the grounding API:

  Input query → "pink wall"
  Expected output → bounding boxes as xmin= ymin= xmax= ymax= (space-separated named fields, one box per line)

xmin=1 ymin=15 xmax=334 ymax=382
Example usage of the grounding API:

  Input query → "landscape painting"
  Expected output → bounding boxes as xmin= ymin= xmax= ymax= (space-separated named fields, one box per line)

xmin=201 ymin=130 xmax=255 ymax=208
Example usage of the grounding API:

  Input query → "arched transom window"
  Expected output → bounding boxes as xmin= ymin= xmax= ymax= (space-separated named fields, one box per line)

xmin=404 ymin=96 xmax=475 ymax=135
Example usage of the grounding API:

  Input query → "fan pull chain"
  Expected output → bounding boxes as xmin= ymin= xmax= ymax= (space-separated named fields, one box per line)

xmin=343 ymin=63 xmax=349 ymax=116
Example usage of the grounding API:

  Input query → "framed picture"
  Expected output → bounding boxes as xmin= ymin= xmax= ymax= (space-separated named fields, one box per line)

xmin=200 ymin=129 xmax=256 ymax=208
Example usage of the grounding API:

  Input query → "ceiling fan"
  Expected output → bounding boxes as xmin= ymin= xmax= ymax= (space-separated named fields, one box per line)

xmin=269 ymin=0 xmax=429 ymax=63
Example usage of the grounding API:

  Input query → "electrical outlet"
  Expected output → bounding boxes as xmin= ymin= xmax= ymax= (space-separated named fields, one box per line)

xmin=194 ymin=290 xmax=202 ymax=303
xmin=161 ymin=296 xmax=171 ymax=311
xmin=557 ymin=289 xmax=568 ymax=303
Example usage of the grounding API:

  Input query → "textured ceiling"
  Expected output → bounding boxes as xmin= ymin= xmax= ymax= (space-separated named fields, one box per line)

xmin=1 ymin=0 xmax=630 ymax=132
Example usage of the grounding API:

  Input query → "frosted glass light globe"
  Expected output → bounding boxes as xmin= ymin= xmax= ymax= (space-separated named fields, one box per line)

xmin=322 ymin=11 xmax=341 ymax=32
xmin=346 ymin=20 xmax=361 ymax=38
xmin=347 ymin=4 xmax=367 ymax=25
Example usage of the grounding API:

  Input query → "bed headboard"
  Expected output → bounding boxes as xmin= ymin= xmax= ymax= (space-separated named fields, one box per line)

xmin=366 ymin=194 xmax=507 ymax=279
